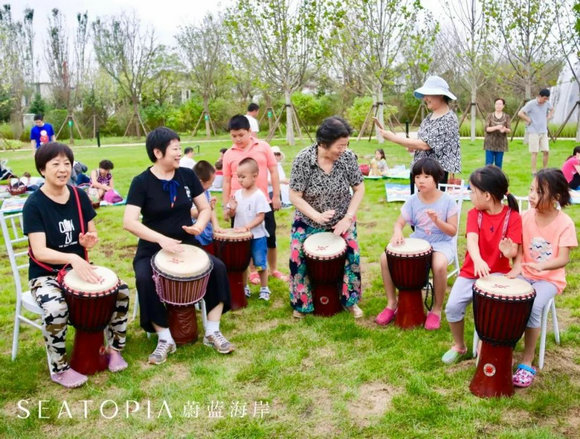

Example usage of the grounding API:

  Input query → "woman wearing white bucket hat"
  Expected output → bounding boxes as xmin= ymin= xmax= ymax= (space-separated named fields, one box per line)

xmin=377 ymin=75 xmax=461 ymax=191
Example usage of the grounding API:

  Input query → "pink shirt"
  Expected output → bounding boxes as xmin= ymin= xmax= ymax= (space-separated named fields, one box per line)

xmin=223 ymin=138 xmax=277 ymax=201
xmin=521 ymin=209 xmax=578 ymax=293
xmin=561 ymin=156 xmax=580 ymax=183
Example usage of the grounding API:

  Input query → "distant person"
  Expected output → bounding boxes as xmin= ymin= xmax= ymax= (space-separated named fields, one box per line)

xmin=561 ymin=146 xmax=580 ymax=189
xmin=30 ymin=114 xmax=56 ymax=150
xmin=213 ymin=159 xmax=224 ymax=190
xmin=219 ymin=148 xmax=228 ymax=160
xmin=483 ymin=98 xmax=511 ymax=168
xmin=518 ymin=88 xmax=554 ymax=175
xmin=90 ymin=160 xmax=116 ymax=200
xmin=245 ymin=103 xmax=260 ymax=136
xmin=179 ymin=147 xmax=196 ymax=169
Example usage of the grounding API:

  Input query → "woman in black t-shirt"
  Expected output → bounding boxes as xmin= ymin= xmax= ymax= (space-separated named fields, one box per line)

xmin=124 ymin=127 xmax=234 ymax=365
xmin=23 ymin=142 xmax=129 ymax=388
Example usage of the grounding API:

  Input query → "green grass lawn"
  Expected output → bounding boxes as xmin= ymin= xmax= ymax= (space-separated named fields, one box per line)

xmin=0 ymin=136 xmax=578 ymax=438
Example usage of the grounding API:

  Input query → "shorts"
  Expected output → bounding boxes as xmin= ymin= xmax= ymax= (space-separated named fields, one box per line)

xmin=251 ymin=237 xmax=268 ymax=271
xmin=528 ymin=133 xmax=549 ymax=153
xmin=264 ymin=207 xmax=276 ymax=248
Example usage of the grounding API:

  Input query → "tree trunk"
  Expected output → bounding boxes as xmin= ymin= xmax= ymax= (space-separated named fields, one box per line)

xmin=285 ymin=89 xmax=294 ymax=146
xmin=132 ymin=95 xmax=141 ymax=137
xmin=375 ymin=83 xmax=384 ymax=144
xmin=203 ymin=96 xmax=211 ymax=139
xmin=470 ymin=87 xmax=477 ymax=141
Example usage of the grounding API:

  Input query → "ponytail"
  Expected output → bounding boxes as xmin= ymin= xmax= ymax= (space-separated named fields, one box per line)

xmin=505 ymin=193 xmax=519 ymax=213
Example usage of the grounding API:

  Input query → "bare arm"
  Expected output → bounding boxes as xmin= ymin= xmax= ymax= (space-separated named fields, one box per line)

xmin=466 ymin=232 xmax=490 ymax=278
xmin=222 ymin=175 xmax=232 ymax=220
xmin=289 ymin=189 xmax=335 ymax=225
xmin=522 ymin=246 xmax=571 ymax=272
xmin=518 ymin=110 xmax=531 ymax=125
xmin=236 ymin=212 xmax=265 ymax=232
xmin=390 ymin=215 xmax=408 ymax=245
xmin=378 ymin=128 xmax=430 ymax=151
xmin=183 ymin=192 xmax=210 ymax=235
xmin=333 ymin=182 xmax=365 ymax=236
xmin=427 ymin=211 xmax=458 ymax=237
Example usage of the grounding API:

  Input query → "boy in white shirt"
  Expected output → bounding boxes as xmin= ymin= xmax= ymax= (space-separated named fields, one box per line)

xmin=227 ymin=157 xmax=272 ymax=300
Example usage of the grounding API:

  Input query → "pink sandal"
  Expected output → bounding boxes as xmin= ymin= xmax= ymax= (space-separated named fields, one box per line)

xmin=51 ymin=368 xmax=88 ymax=388
xmin=375 ymin=307 xmax=397 ymax=325
xmin=270 ymin=270 xmax=289 ymax=281
xmin=249 ymin=271 xmax=261 ymax=285
xmin=108 ymin=349 xmax=128 ymax=372
xmin=513 ymin=364 xmax=536 ymax=388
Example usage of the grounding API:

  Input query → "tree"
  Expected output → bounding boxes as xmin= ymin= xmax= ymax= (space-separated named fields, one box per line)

xmin=226 ymin=0 xmax=330 ymax=145
xmin=489 ymin=0 xmax=561 ymax=101
xmin=442 ymin=0 xmax=495 ymax=140
xmin=92 ymin=12 xmax=160 ymax=136
xmin=176 ymin=13 xmax=228 ymax=138
xmin=339 ymin=0 xmax=426 ymax=142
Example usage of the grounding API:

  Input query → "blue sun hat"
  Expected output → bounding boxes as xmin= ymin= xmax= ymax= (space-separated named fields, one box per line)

xmin=414 ymin=76 xmax=457 ymax=100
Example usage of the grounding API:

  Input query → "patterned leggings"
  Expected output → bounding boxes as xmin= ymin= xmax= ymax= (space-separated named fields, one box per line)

xmin=289 ymin=217 xmax=361 ymax=313
xmin=30 ymin=276 xmax=130 ymax=374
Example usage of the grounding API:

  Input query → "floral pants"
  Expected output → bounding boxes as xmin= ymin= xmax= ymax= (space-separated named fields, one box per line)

xmin=289 ymin=217 xmax=361 ymax=313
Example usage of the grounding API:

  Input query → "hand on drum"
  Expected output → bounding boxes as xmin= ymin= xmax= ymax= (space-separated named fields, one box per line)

xmin=332 ymin=216 xmax=351 ymax=236
xmin=505 ymin=264 xmax=522 ymax=279
xmin=499 ymin=237 xmax=517 ymax=259
xmin=183 ymin=224 xmax=203 ymax=236
xmin=159 ymin=236 xmax=183 ymax=253
xmin=79 ymin=232 xmax=99 ymax=249
xmin=71 ymin=256 xmax=101 ymax=284
xmin=315 ymin=209 xmax=335 ymax=226
xmin=389 ymin=232 xmax=405 ymax=246
xmin=473 ymin=258 xmax=491 ymax=278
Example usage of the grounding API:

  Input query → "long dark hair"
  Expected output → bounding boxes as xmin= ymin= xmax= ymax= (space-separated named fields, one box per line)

xmin=469 ymin=165 xmax=518 ymax=212
xmin=566 ymin=145 xmax=580 ymax=160
xmin=534 ymin=169 xmax=571 ymax=210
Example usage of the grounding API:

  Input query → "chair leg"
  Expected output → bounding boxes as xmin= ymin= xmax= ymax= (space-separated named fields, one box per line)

xmin=200 ymin=299 xmax=208 ymax=331
xmin=12 ymin=313 xmax=21 ymax=361
xmin=132 ymin=289 xmax=139 ymax=322
xmin=538 ymin=300 xmax=551 ymax=370
xmin=472 ymin=330 xmax=479 ymax=359
xmin=551 ymin=299 xmax=560 ymax=345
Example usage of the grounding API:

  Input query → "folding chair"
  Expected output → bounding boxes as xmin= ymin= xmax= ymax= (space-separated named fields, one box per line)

xmin=438 ymin=182 xmax=465 ymax=279
xmin=0 ymin=211 xmax=47 ymax=362
xmin=472 ymin=196 xmax=560 ymax=368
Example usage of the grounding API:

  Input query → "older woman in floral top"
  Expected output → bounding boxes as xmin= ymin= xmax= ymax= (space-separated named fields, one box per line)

xmin=289 ymin=117 xmax=365 ymax=319
xmin=378 ymin=76 xmax=461 ymax=191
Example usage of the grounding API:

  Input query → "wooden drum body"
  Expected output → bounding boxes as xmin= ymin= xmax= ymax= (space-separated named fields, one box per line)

xmin=386 ymin=238 xmax=432 ymax=329
xmin=61 ymin=266 xmax=120 ymax=375
xmin=304 ymin=232 xmax=347 ymax=317
xmin=213 ymin=229 xmax=253 ymax=310
xmin=470 ymin=276 xmax=536 ymax=398
xmin=152 ymin=245 xmax=213 ymax=345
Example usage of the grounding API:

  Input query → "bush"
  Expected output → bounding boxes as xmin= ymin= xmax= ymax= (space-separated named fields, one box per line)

xmin=0 ymin=122 xmax=14 ymax=139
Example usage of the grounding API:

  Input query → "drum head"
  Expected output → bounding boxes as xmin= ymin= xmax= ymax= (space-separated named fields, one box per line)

xmin=62 ymin=266 xmax=119 ymax=293
xmin=213 ymin=229 xmax=253 ymax=241
xmin=475 ymin=276 xmax=535 ymax=298
xmin=303 ymin=232 xmax=347 ymax=259
xmin=386 ymin=237 xmax=432 ymax=255
xmin=153 ymin=244 xmax=211 ymax=278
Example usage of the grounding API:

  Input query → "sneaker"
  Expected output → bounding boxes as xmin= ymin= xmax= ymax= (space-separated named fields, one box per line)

xmin=424 ymin=312 xmax=441 ymax=330
xmin=441 ymin=346 xmax=468 ymax=365
xmin=375 ymin=306 xmax=397 ymax=325
xmin=259 ymin=287 xmax=271 ymax=301
xmin=148 ymin=339 xmax=176 ymax=365
xmin=343 ymin=304 xmax=364 ymax=319
xmin=292 ymin=309 xmax=306 ymax=319
xmin=51 ymin=368 xmax=88 ymax=388
xmin=244 ymin=285 xmax=251 ymax=298
xmin=203 ymin=331 xmax=235 ymax=354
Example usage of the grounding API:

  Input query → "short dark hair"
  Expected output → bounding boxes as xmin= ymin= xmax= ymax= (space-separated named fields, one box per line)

xmin=99 ymin=159 xmax=114 ymax=170
xmin=184 ymin=147 xmax=193 ymax=155
xmin=193 ymin=160 xmax=215 ymax=182
xmin=145 ymin=127 xmax=180 ymax=162
xmin=215 ymin=159 xmax=223 ymax=170
xmin=238 ymin=157 xmax=259 ymax=174
xmin=539 ymin=88 xmax=550 ymax=97
xmin=247 ymin=103 xmax=259 ymax=112
xmin=219 ymin=148 xmax=228 ymax=154
xmin=34 ymin=142 xmax=74 ymax=175
xmin=494 ymin=97 xmax=506 ymax=105
xmin=411 ymin=158 xmax=444 ymax=184
xmin=228 ymin=114 xmax=250 ymax=131
xmin=316 ymin=116 xmax=352 ymax=148
xmin=535 ymin=169 xmax=571 ymax=210
xmin=34 ymin=114 xmax=44 ymax=121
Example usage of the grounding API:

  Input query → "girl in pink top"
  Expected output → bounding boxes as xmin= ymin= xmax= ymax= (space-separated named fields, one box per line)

xmin=511 ymin=169 xmax=577 ymax=388
xmin=561 ymin=145 xmax=580 ymax=189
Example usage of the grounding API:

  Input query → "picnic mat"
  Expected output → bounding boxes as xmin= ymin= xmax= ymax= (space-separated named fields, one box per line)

xmin=571 ymin=189 xmax=580 ymax=204
xmin=1 ymin=196 xmax=27 ymax=213
xmin=385 ymin=183 xmax=411 ymax=202
xmin=384 ymin=167 xmax=411 ymax=179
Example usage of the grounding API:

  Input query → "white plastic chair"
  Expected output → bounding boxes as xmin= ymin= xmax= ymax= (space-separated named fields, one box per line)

xmin=472 ymin=195 xmax=561 ymax=368
xmin=438 ymin=182 xmax=464 ymax=279
xmin=0 ymin=211 xmax=46 ymax=361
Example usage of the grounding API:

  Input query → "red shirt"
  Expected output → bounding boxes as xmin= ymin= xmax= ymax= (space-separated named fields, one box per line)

xmin=459 ymin=206 xmax=522 ymax=279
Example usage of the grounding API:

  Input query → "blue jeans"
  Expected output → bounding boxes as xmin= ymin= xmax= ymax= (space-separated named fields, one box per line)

xmin=485 ymin=150 xmax=504 ymax=168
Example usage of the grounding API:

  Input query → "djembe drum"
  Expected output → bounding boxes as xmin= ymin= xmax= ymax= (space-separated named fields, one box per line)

xmin=470 ymin=276 xmax=535 ymax=398
xmin=213 ymin=229 xmax=253 ymax=310
xmin=303 ymin=232 xmax=347 ymax=317
xmin=385 ymin=238 xmax=432 ymax=329
xmin=152 ymin=245 xmax=213 ymax=345
xmin=61 ymin=266 xmax=121 ymax=375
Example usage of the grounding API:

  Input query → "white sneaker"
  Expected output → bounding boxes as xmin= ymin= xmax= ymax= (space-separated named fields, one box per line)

xmin=259 ymin=287 xmax=271 ymax=301
xmin=244 ymin=285 xmax=251 ymax=298
xmin=148 ymin=339 xmax=176 ymax=365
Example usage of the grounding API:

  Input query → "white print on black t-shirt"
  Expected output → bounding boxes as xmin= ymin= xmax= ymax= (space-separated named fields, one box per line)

xmin=184 ymin=185 xmax=191 ymax=201
xmin=59 ymin=218 xmax=75 ymax=245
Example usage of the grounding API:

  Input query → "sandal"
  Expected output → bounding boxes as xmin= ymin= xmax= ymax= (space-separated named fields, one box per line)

xmin=375 ymin=307 xmax=397 ymax=325
xmin=249 ymin=271 xmax=260 ymax=285
xmin=51 ymin=368 xmax=88 ymax=388
xmin=441 ymin=346 xmax=468 ymax=365
xmin=270 ymin=270 xmax=289 ymax=281
xmin=108 ymin=349 xmax=128 ymax=372
xmin=513 ymin=364 xmax=536 ymax=388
